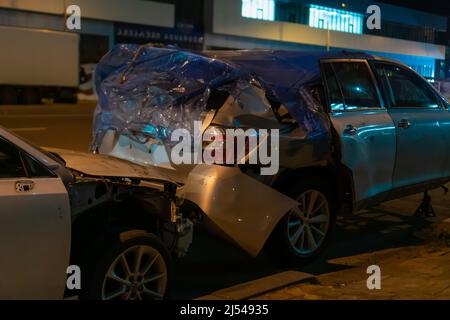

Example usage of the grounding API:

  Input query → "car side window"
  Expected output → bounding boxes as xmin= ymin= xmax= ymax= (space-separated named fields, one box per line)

xmin=0 ymin=138 xmax=26 ymax=179
xmin=322 ymin=63 xmax=345 ymax=111
xmin=322 ymin=61 xmax=381 ymax=111
xmin=331 ymin=62 xmax=381 ymax=110
xmin=375 ymin=63 xmax=440 ymax=109
xmin=22 ymin=153 xmax=55 ymax=178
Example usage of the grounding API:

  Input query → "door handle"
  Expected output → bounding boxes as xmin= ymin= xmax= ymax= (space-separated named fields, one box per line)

xmin=15 ymin=180 xmax=34 ymax=193
xmin=397 ymin=119 xmax=411 ymax=129
xmin=343 ymin=124 xmax=358 ymax=136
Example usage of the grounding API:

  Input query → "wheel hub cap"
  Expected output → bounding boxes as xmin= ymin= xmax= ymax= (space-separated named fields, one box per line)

xmin=101 ymin=245 xmax=167 ymax=300
xmin=287 ymin=189 xmax=330 ymax=255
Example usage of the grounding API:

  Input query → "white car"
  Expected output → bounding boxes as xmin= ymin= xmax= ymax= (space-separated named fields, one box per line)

xmin=0 ymin=126 xmax=192 ymax=300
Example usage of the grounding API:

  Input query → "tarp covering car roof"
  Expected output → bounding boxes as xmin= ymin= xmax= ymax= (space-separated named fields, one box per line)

xmin=91 ymin=44 xmax=372 ymax=152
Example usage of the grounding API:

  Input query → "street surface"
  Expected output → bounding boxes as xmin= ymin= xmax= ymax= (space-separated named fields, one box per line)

xmin=1 ymin=103 xmax=449 ymax=300
xmin=0 ymin=103 xmax=95 ymax=152
xmin=255 ymin=244 xmax=450 ymax=299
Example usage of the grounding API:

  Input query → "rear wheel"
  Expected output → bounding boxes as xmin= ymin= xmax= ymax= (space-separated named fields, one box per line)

xmin=268 ymin=179 xmax=336 ymax=265
xmin=80 ymin=231 xmax=173 ymax=300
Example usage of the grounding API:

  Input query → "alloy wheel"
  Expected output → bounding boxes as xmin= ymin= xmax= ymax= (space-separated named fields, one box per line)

xmin=287 ymin=189 xmax=330 ymax=255
xmin=101 ymin=245 xmax=167 ymax=300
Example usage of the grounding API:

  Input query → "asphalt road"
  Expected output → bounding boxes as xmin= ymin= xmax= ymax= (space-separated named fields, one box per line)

xmin=0 ymin=103 xmax=95 ymax=152
xmin=1 ymin=103 xmax=448 ymax=300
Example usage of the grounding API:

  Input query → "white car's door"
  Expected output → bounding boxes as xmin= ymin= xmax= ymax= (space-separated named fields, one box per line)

xmin=0 ymin=136 xmax=71 ymax=299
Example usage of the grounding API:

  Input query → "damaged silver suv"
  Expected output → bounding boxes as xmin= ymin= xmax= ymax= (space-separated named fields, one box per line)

xmin=92 ymin=46 xmax=450 ymax=265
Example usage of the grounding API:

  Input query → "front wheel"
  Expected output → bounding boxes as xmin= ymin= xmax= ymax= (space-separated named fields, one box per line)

xmin=80 ymin=231 xmax=173 ymax=300
xmin=268 ymin=179 xmax=336 ymax=265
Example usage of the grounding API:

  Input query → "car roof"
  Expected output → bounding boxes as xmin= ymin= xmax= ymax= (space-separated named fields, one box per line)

xmin=205 ymin=49 xmax=375 ymax=61
xmin=205 ymin=49 xmax=408 ymax=70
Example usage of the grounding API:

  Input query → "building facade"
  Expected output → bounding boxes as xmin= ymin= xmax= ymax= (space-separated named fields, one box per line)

xmin=0 ymin=0 xmax=206 ymax=97
xmin=0 ymin=0 xmax=205 ymax=64
xmin=203 ymin=0 xmax=448 ymax=80
xmin=0 ymin=0 xmax=448 ymax=81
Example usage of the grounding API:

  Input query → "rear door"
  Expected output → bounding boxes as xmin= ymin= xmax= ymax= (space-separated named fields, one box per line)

xmin=372 ymin=62 xmax=448 ymax=188
xmin=321 ymin=59 xmax=396 ymax=202
xmin=0 ymin=136 xmax=71 ymax=299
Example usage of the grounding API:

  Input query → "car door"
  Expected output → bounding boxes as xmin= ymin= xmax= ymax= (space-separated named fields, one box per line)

xmin=321 ymin=59 xmax=397 ymax=203
xmin=439 ymin=99 xmax=450 ymax=179
xmin=0 ymin=136 xmax=71 ymax=299
xmin=372 ymin=62 xmax=448 ymax=188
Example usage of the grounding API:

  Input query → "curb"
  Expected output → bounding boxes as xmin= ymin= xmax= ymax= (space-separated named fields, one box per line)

xmin=196 ymin=271 xmax=316 ymax=300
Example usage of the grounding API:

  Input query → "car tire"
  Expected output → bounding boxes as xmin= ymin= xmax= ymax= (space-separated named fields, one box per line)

xmin=79 ymin=230 xmax=173 ymax=300
xmin=267 ymin=177 xmax=336 ymax=265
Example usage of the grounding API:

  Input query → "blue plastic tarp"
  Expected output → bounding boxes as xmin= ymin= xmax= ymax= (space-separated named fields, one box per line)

xmin=92 ymin=44 xmax=372 ymax=150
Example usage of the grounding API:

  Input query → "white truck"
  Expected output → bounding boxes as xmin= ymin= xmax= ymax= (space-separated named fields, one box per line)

xmin=0 ymin=26 xmax=79 ymax=104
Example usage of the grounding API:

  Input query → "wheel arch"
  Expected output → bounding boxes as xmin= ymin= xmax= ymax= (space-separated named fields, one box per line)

xmin=270 ymin=165 xmax=341 ymax=207
xmin=264 ymin=164 xmax=345 ymax=263
xmin=68 ymin=192 xmax=171 ymax=272
xmin=265 ymin=163 xmax=354 ymax=242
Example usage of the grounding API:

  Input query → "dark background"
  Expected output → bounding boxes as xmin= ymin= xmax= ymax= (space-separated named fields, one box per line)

xmin=378 ymin=0 xmax=450 ymax=16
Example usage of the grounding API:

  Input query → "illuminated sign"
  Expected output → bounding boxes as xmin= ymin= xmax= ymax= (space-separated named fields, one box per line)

xmin=309 ymin=4 xmax=363 ymax=34
xmin=242 ymin=0 xmax=275 ymax=21
xmin=115 ymin=23 xmax=204 ymax=47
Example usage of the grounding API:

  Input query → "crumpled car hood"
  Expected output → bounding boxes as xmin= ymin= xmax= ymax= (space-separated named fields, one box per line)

xmin=45 ymin=148 xmax=183 ymax=185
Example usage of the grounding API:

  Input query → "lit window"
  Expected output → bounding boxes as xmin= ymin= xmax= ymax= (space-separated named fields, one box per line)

xmin=242 ymin=0 xmax=275 ymax=21
xmin=309 ymin=4 xmax=363 ymax=34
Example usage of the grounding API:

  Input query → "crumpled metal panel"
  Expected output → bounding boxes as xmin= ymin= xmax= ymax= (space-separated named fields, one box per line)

xmin=179 ymin=164 xmax=299 ymax=256
xmin=46 ymin=147 xmax=182 ymax=185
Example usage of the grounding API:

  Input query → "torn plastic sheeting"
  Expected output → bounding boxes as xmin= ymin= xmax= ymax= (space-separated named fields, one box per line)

xmin=92 ymin=45 xmax=350 ymax=151
xmin=92 ymin=44 xmax=244 ymax=150
xmin=204 ymin=50 xmax=371 ymax=139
